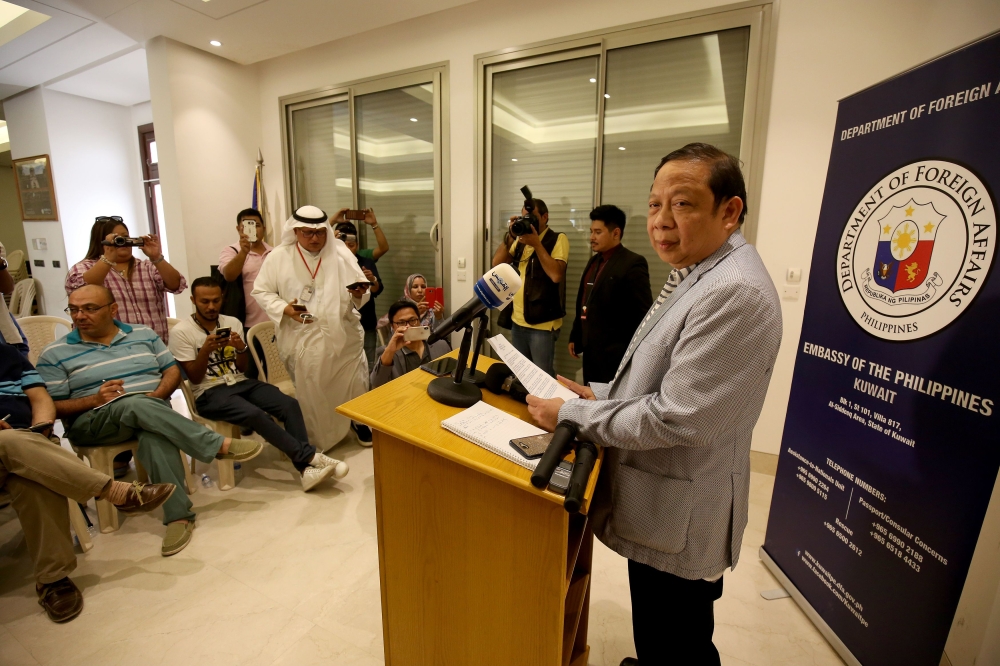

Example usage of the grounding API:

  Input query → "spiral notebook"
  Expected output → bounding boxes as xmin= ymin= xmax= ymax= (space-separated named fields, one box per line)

xmin=440 ymin=400 xmax=547 ymax=471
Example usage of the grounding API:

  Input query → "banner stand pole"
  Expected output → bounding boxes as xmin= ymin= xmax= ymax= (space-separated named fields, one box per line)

xmin=759 ymin=546 xmax=863 ymax=666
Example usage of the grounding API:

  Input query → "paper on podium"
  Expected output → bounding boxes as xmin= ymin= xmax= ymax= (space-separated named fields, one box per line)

xmin=488 ymin=335 xmax=578 ymax=401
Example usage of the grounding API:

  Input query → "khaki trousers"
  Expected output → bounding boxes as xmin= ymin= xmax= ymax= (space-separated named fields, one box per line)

xmin=0 ymin=430 xmax=110 ymax=585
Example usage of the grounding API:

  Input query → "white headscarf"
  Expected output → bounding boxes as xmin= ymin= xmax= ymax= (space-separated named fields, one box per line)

xmin=280 ymin=205 xmax=361 ymax=267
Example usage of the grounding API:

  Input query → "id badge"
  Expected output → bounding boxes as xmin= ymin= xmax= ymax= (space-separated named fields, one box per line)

xmin=299 ymin=285 xmax=315 ymax=303
xmin=224 ymin=374 xmax=238 ymax=386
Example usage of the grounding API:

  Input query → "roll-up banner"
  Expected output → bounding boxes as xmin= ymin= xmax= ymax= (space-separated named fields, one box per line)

xmin=762 ymin=32 xmax=1000 ymax=666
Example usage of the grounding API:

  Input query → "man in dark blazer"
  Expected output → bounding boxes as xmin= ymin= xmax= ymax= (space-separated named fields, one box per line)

xmin=569 ymin=205 xmax=652 ymax=385
xmin=528 ymin=144 xmax=782 ymax=666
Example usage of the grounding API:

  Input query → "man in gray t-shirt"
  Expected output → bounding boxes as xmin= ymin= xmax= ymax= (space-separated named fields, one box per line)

xmin=169 ymin=277 xmax=349 ymax=492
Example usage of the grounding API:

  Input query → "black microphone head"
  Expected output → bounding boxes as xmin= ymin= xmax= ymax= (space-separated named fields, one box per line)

xmin=484 ymin=363 xmax=512 ymax=394
xmin=509 ymin=378 xmax=529 ymax=403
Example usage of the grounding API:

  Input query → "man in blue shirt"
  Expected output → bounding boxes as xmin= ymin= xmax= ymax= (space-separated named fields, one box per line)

xmin=37 ymin=285 xmax=263 ymax=556
xmin=0 ymin=339 xmax=175 ymax=622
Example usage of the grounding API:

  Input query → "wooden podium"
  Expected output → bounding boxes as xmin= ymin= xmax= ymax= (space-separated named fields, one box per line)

xmin=338 ymin=354 xmax=602 ymax=666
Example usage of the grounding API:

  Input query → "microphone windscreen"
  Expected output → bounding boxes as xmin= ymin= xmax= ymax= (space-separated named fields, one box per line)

xmin=473 ymin=264 xmax=521 ymax=309
xmin=484 ymin=363 xmax=512 ymax=394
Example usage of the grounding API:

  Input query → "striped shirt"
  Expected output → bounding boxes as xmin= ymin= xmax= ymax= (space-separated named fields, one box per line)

xmin=0 ymin=342 xmax=45 ymax=428
xmin=36 ymin=321 xmax=176 ymax=402
xmin=65 ymin=259 xmax=187 ymax=342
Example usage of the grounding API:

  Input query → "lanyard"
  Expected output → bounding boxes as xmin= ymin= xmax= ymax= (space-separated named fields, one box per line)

xmin=296 ymin=244 xmax=322 ymax=280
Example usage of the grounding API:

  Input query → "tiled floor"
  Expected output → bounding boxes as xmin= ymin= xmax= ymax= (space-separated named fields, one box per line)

xmin=0 ymin=427 xmax=846 ymax=666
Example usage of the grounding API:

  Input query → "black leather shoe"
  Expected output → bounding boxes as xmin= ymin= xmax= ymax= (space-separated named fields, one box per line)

xmin=114 ymin=481 xmax=176 ymax=515
xmin=620 ymin=659 xmax=639 ymax=666
xmin=37 ymin=577 xmax=83 ymax=623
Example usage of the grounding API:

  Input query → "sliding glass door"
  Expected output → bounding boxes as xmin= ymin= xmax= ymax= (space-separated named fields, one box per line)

xmin=481 ymin=7 xmax=768 ymax=379
xmin=283 ymin=68 xmax=446 ymax=320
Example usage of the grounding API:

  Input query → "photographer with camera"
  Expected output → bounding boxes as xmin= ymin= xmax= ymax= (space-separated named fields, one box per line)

xmin=66 ymin=216 xmax=187 ymax=343
xmin=491 ymin=189 xmax=568 ymax=377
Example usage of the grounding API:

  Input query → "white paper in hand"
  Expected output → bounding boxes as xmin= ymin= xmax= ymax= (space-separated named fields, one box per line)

xmin=488 ymin=335 xmax=578 ymax=401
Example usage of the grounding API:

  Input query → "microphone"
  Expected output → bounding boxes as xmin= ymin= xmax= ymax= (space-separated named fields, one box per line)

xmin=428 ymin=264 xmax=521 ymax=343
xmin=483 ymin=364 xmax=529 ymax=403
xmin=564 ymin=441 xmax=598 ymax=514
xmin=530 ymin=421 xmax=577 ymax=489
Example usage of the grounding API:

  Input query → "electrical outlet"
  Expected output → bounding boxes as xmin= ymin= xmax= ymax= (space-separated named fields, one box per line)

xmin=782 ymin=285 xmax=800 ymax=300
xmin=457 ymin=257 xmax=467 ymax=269
xmin=32 ymin=238 xmax=48 ymax=251
xmin=457 ymin=270 xmax=467 ymax=282
xmin=786 ymin=267 xmax=802 ymax=283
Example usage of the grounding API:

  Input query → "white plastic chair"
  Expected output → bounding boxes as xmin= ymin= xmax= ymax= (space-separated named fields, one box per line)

xmin=17 ymin=315 xmax=72 ymax=366
xmin=246 ymin=321 xmax=295 ymax=397
xmin=178 ymin=380 xmax=239 ymax=490
xmin=0 ymin=488 xmax=92 ymax=552
xmin=10 ymin=278 xmax=38 ymax=317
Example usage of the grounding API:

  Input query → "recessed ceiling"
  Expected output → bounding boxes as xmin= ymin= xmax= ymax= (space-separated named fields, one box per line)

xmin=0 ymin=0 xmax=49 ymax=49
xmin=47 ymin=47 xmax=149 ymax=105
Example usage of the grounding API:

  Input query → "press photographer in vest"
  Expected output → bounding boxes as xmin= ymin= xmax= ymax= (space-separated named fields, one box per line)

xmin=491 ymin=195 xmax=569 ymax=377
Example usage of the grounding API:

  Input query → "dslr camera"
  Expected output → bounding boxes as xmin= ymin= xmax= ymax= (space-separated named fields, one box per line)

xmin=509 ymin=185 xmax=538 ymax=237
xmin=102 ymin=236 xmax=145 ymax=247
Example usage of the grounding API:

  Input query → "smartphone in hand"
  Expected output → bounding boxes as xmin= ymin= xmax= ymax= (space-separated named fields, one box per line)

xmin=215 ymin=327 xmax=232 ymax=339
xmin=425 ymin=287 xmax=443 ymax=310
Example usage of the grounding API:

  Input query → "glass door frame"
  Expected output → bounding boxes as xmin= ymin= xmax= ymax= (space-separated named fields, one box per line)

xmin=279 ymin=63 xmax=451 ymax=311
xmin=474 ymin=2 xmax=777 ymax=278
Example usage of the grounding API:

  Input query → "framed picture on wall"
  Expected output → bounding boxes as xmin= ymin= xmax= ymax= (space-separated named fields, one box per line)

xmin=12 ymin=154 xmax=58 ymax=221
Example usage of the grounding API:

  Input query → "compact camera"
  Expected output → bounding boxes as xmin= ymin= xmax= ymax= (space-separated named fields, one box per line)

xmin=102 ymin=236 xmax=145 ymax=247
xmin=508 ymin=185 xmax=538 ymax=237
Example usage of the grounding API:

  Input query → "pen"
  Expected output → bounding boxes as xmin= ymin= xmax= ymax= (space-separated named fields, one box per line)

xmin=1 ymin=414 xmax=9 ymax=422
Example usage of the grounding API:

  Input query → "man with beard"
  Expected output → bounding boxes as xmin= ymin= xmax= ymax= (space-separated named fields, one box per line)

xmin=169 ymin=277 xmax=347 ymax=491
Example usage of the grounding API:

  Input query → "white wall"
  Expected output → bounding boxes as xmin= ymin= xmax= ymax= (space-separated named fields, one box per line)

xmin=3 ymin=88 xmax=69 ymax=317
xmin=146 ymin=37 xmax=261 ymax=318
xmin=4 ymin=87 xmax=152 ymax=316
xmin=43 ymin=89 xmax=148 ymax=264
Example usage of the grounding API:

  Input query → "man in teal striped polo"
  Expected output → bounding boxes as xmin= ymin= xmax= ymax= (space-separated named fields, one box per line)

xmin=37 ymin=285 xmax=263 ymax=556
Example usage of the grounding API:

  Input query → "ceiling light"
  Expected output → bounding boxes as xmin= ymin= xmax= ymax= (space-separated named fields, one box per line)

xmin=618 ymin=146 xmax=626 ymax=151
xmin=210 ymin=40 xmax=222 ymax=47
xmin=589 ymin=78 xmax=596 ymax=83
xmin=570 ymin=208 xmax=576 ymax=212
xmin=410 ymin=117 xmax=418 ymax=122
xmin=604 ymin=93 xmax=610 ymax=98
xmin=511 ymin=158 xmax=518 ymax=162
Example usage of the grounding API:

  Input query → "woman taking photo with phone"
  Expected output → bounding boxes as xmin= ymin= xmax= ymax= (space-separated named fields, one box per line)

xmin=370 ymin=299 xmax=450 ymax=389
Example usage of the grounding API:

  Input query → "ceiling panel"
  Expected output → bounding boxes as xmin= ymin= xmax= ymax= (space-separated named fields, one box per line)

xmin=0 ymin=20 xmax=134 ymax=86
xmin=167 ymin=0 xmax=268 ymax=20
xmin=0 ymin=0 xmax=92 ymax=69
xmin=46 ymin=46 xmax=148 ymax=105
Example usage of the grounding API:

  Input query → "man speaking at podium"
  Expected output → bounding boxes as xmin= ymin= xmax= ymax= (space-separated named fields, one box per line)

xmin=527 ymin=144 xmax=782 ymax=666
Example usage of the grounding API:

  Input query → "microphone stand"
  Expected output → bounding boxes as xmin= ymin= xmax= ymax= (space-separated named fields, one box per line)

xmin=426 ymin=313 xmax=488 ymax=407
xmin=464 ymin=313 xmax=489 ymax=386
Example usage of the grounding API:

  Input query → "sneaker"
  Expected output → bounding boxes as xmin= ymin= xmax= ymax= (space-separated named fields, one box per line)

xmin=161 ymin=521 xmax=195 ymax=556
xmin=352 ymin=422 xmax=373 ymax=447
xmin=310 ymin=452 xmax=350 ymax=479
xmin=301 ymin=464 xmax=339 ymax=491
xmin=215 ymin=439 xmax=263 ymax=462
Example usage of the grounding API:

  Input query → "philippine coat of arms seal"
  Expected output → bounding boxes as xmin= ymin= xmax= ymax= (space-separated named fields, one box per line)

xmin=837 ymin=159 xmax=995 ymax=341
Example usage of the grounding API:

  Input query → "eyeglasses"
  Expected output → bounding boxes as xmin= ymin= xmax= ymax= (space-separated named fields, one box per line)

xmin=392 ymin=317 xmax=421 ymax=328
xmin=296 ymin=229 xmax=327 ymax=239
xmin=95 ymin=216 xmax=123 ymax=223
xmin=65 ymin=303 xmax=113 ymax=316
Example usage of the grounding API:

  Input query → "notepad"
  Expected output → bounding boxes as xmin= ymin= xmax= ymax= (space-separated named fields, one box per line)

xmin=440 ymin=400 xmax=547 ymax=470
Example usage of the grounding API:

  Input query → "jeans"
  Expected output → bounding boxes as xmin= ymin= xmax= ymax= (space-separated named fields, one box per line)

xmin=195 ymin=379 xmax=315 ymax=472
xmin=67 ymin=396 xmax=224 ymax=525
xmin=364 ymin=329 xmax=378 ymax=373
xmin=628 ymin=559 xmax=723 ymax=665
xmin=0 ymin=430 xmax=110 ymax=583
xmin=510 ymin=323 xmax=560 ymax=377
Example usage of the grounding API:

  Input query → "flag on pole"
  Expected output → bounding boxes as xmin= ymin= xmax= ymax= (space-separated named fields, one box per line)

xmin=252 ymin=149 xmax=272 ymax=245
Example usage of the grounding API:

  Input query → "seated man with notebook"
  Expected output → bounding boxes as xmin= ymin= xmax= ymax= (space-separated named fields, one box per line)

xmin=0 ymin=337 xmax=175 ymax=623
xmin=36 ymin=284 xmax=263 ymax=557
xmin=370 ymin=299 xmax=451 ymax=389
xmin=170 ymin=276 xmax=347 ymax=491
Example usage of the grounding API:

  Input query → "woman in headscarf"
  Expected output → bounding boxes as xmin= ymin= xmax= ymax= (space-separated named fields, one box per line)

xmin=377 ymin=273 xmax=443 ymax=333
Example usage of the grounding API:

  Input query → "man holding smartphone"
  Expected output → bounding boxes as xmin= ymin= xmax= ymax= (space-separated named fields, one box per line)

xmin=170 ymin=277 xmax=347 ymax=491
xmin=252 ymin=206 xmax=372 ymax=453
xmin=370 ymin=300 xmax=451 ymax=389
xmin=333 ymin=216 xmax=384 ymax=375
xmin=219 ymin=209 xmax=273 ymax=329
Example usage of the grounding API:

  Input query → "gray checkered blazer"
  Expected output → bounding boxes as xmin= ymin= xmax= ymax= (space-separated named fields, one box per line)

xmin=559 ymin=233 xmax=782 ymax=580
